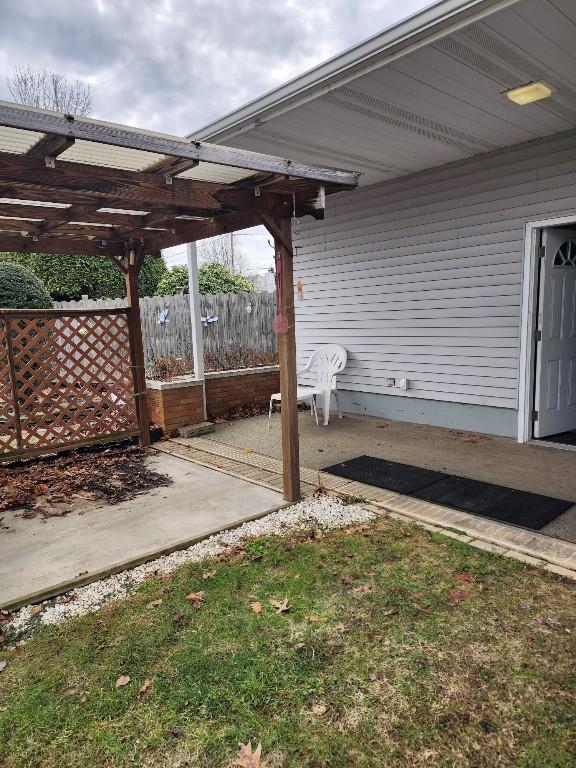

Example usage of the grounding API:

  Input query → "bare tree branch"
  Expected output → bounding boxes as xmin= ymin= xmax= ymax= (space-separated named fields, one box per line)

xmin=7 ymin=66 xmax=92 ymax=116
xmin=198 ymin=234 xmax=252 ymax=276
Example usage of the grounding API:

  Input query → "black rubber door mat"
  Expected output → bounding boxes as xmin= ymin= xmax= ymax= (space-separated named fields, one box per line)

xmin=324 ymin=455 xmax=573 ymax=530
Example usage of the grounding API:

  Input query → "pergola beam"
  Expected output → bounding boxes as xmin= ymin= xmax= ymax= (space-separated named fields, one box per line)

xmin=0 ymin=152 xmax=327 ymax=242
xmin=25 ymin=133 xmax=75 ymax=162
xmin=0 ymin=101 xmax=359 ymax=187
xmin=0 ymin=150 xmax=222 ymax=210
xmin=0 ymin=232 xmax=125 ymax=256
xmin=145 ymin=211 xmax=261 ymax=251
xmin=0 ymin=201 xmax=162 ymax=226
xmin=143 ymin=155 xmax=199 ymax=177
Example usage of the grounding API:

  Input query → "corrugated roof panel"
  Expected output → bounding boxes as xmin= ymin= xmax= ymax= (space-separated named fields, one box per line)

xmin=0 ymin=125 xmax=44 ymax=154
xmin=61 ymin=139 xmax=162 ymax=171
xmin=0 ymin=214 xmax=42 ymax=221
xmin=0 ymin=197 xmax=68 ymax=208
xmin=98 ymin=207 xmax=147 ymax=215
xmin=177 ymin=162 xmax=257 ymax=183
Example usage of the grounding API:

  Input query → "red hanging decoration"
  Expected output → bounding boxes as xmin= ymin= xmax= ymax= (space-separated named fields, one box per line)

xmin=273 ymin=313 xmax=289 ymax=334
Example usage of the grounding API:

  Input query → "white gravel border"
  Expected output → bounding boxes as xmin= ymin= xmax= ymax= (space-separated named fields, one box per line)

xmin=5 ymin=495 xmax=377 ymax=641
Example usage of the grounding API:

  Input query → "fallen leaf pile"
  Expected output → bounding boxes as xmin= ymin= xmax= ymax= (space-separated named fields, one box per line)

xmin=212 ymin=403 xmax=270 ymax=424
xmin=0 ymin=446 xmax=172 ymax=521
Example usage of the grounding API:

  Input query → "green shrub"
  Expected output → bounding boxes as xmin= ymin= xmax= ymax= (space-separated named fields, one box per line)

xmin=0 ymin=252 xmax=167 ymax=300
xmin=0 ymin=262 xmax=52 ymax=308
xmin=156 ymin=265 xmax=189 ymax=296
xmin=156 ymin=262 xmax=256 ymax=295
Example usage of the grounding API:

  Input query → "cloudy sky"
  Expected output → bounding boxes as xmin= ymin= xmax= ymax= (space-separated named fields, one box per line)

xmin=0 ymin=0 xmax=432 ymax=271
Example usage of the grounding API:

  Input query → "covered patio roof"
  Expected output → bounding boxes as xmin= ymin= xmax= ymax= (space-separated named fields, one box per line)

xmin=191 ymin=0 xmax=576 ymax=187
xmin=0 ymin=101 xmax=359 ymax=501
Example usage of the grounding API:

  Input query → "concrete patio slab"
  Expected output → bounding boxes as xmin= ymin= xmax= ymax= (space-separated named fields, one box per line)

xmin=0 ymin=451 xmax=282 ymax=610
xmin=161 ymin=435 xmax=576 ymax=576
xmin=207 ymin=413 xmax=576 ymax=542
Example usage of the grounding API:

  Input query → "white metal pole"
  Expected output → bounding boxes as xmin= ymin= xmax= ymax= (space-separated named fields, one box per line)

xmin=186 ymin=242 xmax=207 ymax=419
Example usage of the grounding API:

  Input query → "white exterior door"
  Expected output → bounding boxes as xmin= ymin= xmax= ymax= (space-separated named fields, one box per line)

xmin=534 ymin=228 xmax=576 ymax=438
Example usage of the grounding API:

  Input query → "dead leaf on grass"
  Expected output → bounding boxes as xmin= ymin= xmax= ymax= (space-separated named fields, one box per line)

xmin=351 ymin=583 xmax=374 ymax=594
xmin=345 ymin=524 xmax=371 ymax=534
xmin=448 ymin=588 xmax=473 ymax=604
xmin=269 ymin=597 xmax=291 ymax=614
xmin=202 ymin=570 xmax=216 ymax=580
xmin=185 ymin=591 xmax=205 ymax=608
xmin=232 ymin=741 xmax=268 ymax=768
xmin=138 ymin=679 xmax=152 ymax=701
xmin=311 ymin=703 xmax=327 ymax=715
xmin=306 ymin=615 xmax=320 ymax=623
xmin=146 ymin=599 xmax=163 ymax=609
xmin=456 ymin=573 xmax=475 ymax=583
xmin=115 ymin=675 xmax=131 ymax=688
xmin=250 ymin=601 xmax=262 ymax=615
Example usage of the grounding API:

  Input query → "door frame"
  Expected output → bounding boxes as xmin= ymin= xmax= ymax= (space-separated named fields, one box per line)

xmin=518 ymin=213 xmax=576 ymax=443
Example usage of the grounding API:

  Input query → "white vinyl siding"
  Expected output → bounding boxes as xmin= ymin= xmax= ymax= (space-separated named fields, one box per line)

xmin=293 ymin=130 xmax=576 ymax=411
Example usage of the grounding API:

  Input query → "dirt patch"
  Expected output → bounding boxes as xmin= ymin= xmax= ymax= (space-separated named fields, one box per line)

xmin=0 ymin=447 xmax=172 ymax=523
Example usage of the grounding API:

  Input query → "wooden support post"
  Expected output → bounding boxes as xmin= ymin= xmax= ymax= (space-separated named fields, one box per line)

xmin=274 ymin=217 xmax=300 ymax=501
xmin=125 ymin=245 xmax=151 ymax=447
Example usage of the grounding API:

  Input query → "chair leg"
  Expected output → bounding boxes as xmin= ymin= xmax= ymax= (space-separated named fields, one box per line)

xmin=322 ymin=390 xmax=330 ymax=426
xmin=334 ymin=389 xmax=343 ymax=419
xmin=312 ymin=396 xmax=319 ymax=427
xmin=268 ymin=398 xmax=274 ymax=430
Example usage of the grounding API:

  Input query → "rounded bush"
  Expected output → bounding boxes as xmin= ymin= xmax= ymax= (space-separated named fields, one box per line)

xmin=0 ymin=262 xmax=53 ymax=309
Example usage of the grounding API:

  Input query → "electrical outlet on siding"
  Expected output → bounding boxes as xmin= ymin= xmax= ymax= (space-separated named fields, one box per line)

xmin=385 ymin=378 xmax=409 ymax=390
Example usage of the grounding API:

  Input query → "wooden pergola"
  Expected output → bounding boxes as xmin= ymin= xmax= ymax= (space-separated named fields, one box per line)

xmin=0 ymin=101 xmax=358 ymax=500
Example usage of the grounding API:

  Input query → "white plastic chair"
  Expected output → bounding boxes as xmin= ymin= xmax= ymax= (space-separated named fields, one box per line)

xmin=268 ymin=344 xmax=347 ymax=428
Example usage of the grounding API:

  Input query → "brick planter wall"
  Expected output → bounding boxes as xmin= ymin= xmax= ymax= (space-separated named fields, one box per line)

xmin=146 ymin=377 xmax=204 ymax=435
xmin=205 ymin=366 xmax=280 ymax=419
xmin=146 ymin=366 xmax=279 ymax=434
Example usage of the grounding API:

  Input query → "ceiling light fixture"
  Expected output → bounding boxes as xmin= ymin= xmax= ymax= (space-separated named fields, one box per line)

xmin=506 ymin=81 xmax=552 ymax=105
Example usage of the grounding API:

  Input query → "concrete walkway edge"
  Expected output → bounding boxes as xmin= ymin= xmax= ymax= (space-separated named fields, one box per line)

xmin=3 ymin=501 xmax=290 ymax=612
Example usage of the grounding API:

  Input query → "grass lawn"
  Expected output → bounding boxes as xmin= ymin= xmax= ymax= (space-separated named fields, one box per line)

xmin=1 ymin=512 xmax=575 ymax=767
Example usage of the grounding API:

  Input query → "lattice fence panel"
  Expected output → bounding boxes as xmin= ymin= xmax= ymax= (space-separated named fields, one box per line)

xmin=1 ymin=311 xmax=138 ymax=460
xmin=0 ymin=320 xmax=18 ymax=455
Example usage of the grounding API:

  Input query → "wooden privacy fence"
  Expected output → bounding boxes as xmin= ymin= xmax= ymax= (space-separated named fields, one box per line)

xmin=0 ymin=308 xmax=139 ymax=462
xmin=54 ymin=292 xmax=278 ymax=368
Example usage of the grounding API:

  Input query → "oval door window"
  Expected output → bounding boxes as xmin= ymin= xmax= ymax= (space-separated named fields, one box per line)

xmin=553 ymin=239 xmax=576 ymax=266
